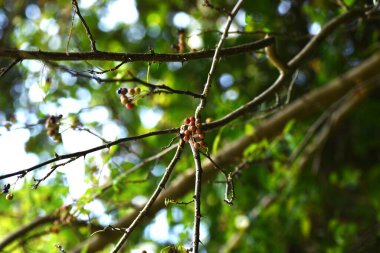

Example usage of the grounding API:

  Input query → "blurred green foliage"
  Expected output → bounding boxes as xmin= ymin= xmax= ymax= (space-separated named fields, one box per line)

xmin=0 ymin=0 xmax=379 ymax=252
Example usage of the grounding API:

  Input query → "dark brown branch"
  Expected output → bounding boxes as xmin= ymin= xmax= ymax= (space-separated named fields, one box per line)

xmin=0 ymin=38 xmax=274 ymax=62
xmin=126 ymin=71 xmax=204 ymax=99
xmin=111 ymin=140 xmax=185 ymax=253
xmin=288 ymin=8 xmax=366 ymax=68
xmin=200 ymin=150 xmax=234 ymax=205
xmin=0 ymin=58 xmax=21 ymax=77
xmin=71 ymin=0 xmax=97 ymax=51
xmin=0 ymin=128 xmax=179 ymax=181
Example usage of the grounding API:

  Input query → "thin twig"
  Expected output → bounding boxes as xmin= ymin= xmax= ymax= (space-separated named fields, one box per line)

xmin=190 ymin=141 xmax=202 ymax=253
xmin=195 ymin=0 xmax=244 ymax=119
xmin=88 ymin=61 xmax=127 ymax=75
xmin=127 ymin=71 xmax=204 ymax=99
xmin=73 ymin=126 xmax=110 ymax=143
xmin=97 ymin=144 xmax=179 ymax=198
xmin=288 ymin=9 xmax=366 ymax=68
xmin=285 ymin=70 xmax=299 ymax=105
xmin=0 ymin=58 xmax=21 ymax=77
xmin=33 ymin=157 xmax=80 ymax=189
xmin=71 ymin=0 xmax=97 ymax=51
xmin=45 ymin=61 xmax=204 ymax=98
xmin=0 ymin=128 xmax=179 ymax=180
xmin=111 ymin=140 xmax=185 ymax=253
xmin=66 ymin=5 xmax=75 ymax=54
xmin=200 ymin=150 xmax=235 ymax=205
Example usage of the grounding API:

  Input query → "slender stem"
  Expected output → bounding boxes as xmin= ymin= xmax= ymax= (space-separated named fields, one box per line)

xmin=0 ymin=128 xmax=179 ymax=180
xmin=195 ymin=0 xmax=245 ymax=118
xmin=111 ymin=140 xmax=185 ymax=253
xmin=190 ymin=141 xmax=202 ymax=253
xmin=72 ymin=0 xmax=97 ymax=51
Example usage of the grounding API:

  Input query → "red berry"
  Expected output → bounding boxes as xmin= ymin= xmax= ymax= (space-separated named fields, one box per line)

xmin=193 ymin=142 xmax=200 ymax=149
xmin=184 ymin=118 xmax=190 ymax=124
xmin=190 ymin=116 xmax=195 ymax=122
xmin=125 ymin=102 xmax=135 ymax=109
xmin=196 ymin=128 xmax=202 ymax=134
xmin=184 ymin=130 xmax=190 ymax=136
xmin=183 ymin=135 xmax=190 ymax=142
xmin=198 ymin=133 xmax=205 ymax=140
xmin=188 ymin=125 xmax=195 ymax=132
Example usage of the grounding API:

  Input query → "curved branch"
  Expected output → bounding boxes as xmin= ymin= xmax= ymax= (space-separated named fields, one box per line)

xmin=0 ymin=38 xmax=274 ymax=62
xmin=195 ymin=0 xmax=244 ymax=118
xmin=203 ymin=8 xmax=367 ymax=131
xmin=111 ymin=140 xmax=185 ymax=252
xmin=288 ymin=8 xmax=366 ymax=68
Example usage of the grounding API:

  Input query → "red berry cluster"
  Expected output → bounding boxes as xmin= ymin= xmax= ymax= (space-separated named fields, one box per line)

xmin=117 ymin=87 xmax=141 ymax=110
xmin=46 ymin=115 xmax=63 ymax=142
xmin=181 ymin=116 xmax=207 ymax=149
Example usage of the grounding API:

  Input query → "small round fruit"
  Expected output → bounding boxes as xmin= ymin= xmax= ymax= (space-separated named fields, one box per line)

xmin=190 ymin=116 xmax=195 ymax=122
xmin=183 ymin=135 xmax=190 ymax=142
xmin=120 ymin=95 xmax=129 ymax=105
xmin=6 ymin=193 xmax=13 ymax=200
xmin=134 ymin=87 xmax=141 ymax=94
xmin=184 ymin=130 xmax=190 ymax=136
xmin=128 ymin=88 xmax=135 ymax=95
xmin=188 ymin=125 xmax=195 ymax=133
xmin=118 ymin=88 xmax=127 ymax=95
xmin=205 ymin=117 xmax=212 ymax=123
xmin=198 ymin=133 xmax=205 ymax=140
xmin=193 ymin=142 xmax=200 ymax=149
xmin=125 ymin=102 xmax=135 ymax=110
xmin=184 ymin=118 xmax=190 ymax=124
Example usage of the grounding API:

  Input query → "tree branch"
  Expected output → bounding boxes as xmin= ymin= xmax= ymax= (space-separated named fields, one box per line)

xmin=0 ymin=38 xmax=274 ymax=62
xmin=195 ymin=0 xmax=244 ymax=118
xmin=0 ymin=128 xmax=179 ymax=180
xmin=71 ymin=0 xmax=97 ymax=51
xmin=111 ymin=140 xmax=185 ymax=253
xmin=190 ymin=141 xmax=202 ymax=253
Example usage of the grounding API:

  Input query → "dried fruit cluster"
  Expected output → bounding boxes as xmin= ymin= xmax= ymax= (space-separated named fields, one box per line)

xmin=117 ymin=87 xmax=141 ymax=110
xmin=45 ymin=115 xmax=63 ymax=142
xmin=2 ymin=183 xmax=13 ymax=200
xmin=181 ymin=116 xmax=207 ymax=149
